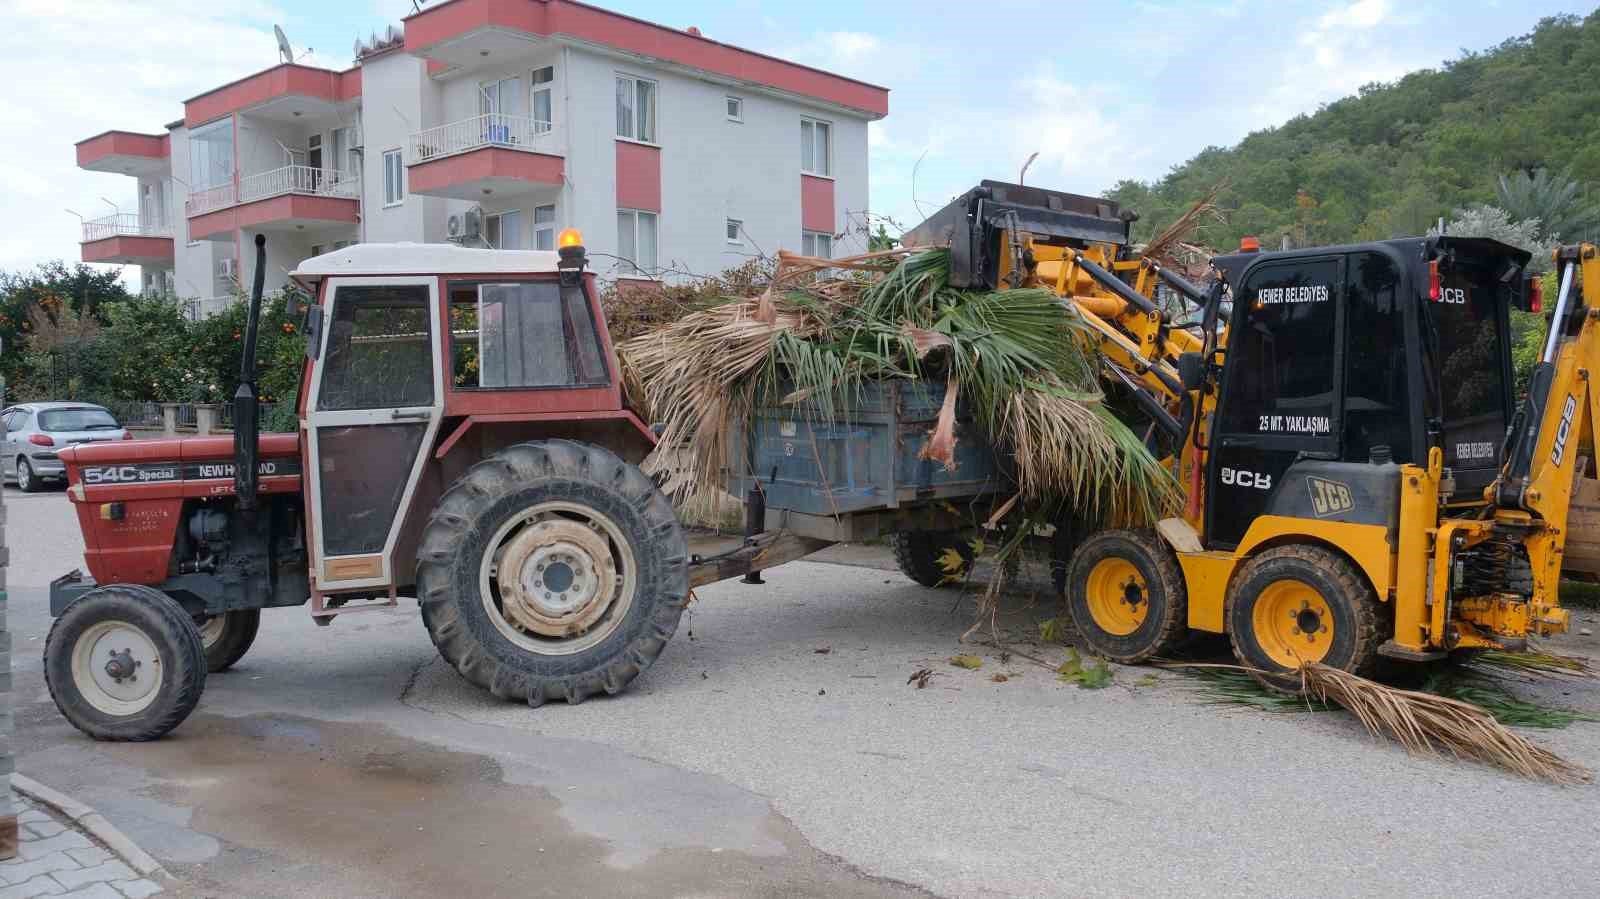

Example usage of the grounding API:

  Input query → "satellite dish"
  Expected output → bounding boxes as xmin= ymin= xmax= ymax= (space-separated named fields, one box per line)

xmin=274 ymin=25 xmax=294 ymax=64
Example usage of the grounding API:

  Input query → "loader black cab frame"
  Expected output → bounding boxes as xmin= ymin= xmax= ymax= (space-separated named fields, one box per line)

xmin=1204 ymin=236 xmax=1531 ymax=550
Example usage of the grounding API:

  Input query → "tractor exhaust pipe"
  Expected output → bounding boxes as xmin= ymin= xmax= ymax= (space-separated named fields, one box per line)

xmin=233 ymin=234 xmax=267 ymax=518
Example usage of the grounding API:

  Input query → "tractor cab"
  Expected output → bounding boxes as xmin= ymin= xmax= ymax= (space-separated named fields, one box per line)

xmin=286 ymin=237 xmax=651 ymax=604
xmin=1206 ymin=236 xmax=1534 ymax=549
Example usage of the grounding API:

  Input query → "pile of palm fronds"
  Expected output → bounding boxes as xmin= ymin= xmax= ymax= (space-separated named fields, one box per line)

xmin=1300 ymin=663 xmax=1590 ymax=783
xmin=620 ymin=247 xmax=1181 ymax=526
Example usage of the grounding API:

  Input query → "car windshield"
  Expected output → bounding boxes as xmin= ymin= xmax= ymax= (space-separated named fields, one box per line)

xmin=38 ymin=408 xmax=120 ymax=431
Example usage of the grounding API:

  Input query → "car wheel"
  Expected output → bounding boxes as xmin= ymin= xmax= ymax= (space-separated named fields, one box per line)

xmin=17 ymin=458 xmax=41 ymax=493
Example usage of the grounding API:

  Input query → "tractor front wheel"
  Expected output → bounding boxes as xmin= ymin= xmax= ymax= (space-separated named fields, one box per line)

xmin=1226 ymin=545 xmax=1384 ymax=692
xmin=416 ymin=440 xmax=688 ymax=706
xmin=196 ymin=610 xmax=261 ymax=672
xmin=44 ymin=585 xmax=207 ymax=741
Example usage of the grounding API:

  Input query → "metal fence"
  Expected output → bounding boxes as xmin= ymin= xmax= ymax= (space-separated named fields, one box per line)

xmin=408 ymin=114 xmax=560 ymax=164
xmin=81 ymin=213 xmax=172 ymax=242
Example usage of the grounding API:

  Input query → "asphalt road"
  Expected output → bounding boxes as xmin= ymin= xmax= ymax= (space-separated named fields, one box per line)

xmin=6 ymin=483 xmax=1600 ymax=898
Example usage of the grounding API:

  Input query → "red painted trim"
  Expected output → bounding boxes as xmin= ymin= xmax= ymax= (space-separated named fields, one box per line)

xmin=80 ymin=235 xmax=175 ymax=264
xmin=75 ymin=131 xmax=169 ymax=168
xmin=434 ymin=410 xmax=656 ymax=459
xmin=615 ymin=141 xmax=661 ymax=212
xmin=187 ymin=194 xmax=360 ymax=240
xmin=405 ymin=0 xmax=889 ymax=118
xmin=185 ymin=63 xmax=362 ymax=127
xmin=800 ymin=174 xmax=835 ymax=235
xmin=407 ymin=146 xmax=565 ymax=195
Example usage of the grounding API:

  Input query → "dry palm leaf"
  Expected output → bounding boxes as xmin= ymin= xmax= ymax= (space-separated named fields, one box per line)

xmin=1300 ymin=662 xmax=1590 ymax=784
xmin=1142 ymin=181 xmax=1227 ymax=266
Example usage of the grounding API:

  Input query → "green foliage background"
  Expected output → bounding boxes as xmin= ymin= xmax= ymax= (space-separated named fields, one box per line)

xmin=0 ymin=261 xmax=305 ymax=431
xmin=1106 ymin=13 xmax=1600 ymax=251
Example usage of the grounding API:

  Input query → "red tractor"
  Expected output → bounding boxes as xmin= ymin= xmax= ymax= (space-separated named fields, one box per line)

xmin=45 ymin=233 xmax=706 ymax=740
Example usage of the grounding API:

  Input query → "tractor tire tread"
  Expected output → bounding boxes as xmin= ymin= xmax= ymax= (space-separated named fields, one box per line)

xmin=890 ymin=530 xmax=971 ymax=588
xmin=416 ymin=440 xmax=687 ymax=708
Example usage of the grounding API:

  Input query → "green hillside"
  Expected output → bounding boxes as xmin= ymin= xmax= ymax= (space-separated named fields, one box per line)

xmin=1108 ymin=11 xmax=1600 ymax=250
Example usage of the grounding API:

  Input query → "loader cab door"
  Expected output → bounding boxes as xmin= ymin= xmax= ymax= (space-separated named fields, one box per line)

xmin=1424 ymin=248 xmax=1517 ymax=501
xmin=304 ymin=277 xmax=443 ymax=593
xmin=1208 ymin=256 xmax=1345 ymax=549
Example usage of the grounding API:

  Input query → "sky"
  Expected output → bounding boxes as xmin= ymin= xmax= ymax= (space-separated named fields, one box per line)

xmin=2 ymin=0 xmax=1593 ymax=283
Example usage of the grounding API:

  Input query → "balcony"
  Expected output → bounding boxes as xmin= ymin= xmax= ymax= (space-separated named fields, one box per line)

xmin=406 ymin=114 xmax=564 ymax=200
xmin=182 ymin=296 xmax=237 ymax=321
xmin=187 ymin=165 xmax=361 ymax=240
xmin=76 ymin=131 xmax=169 ymax=177
xmin=80 ymin=214 xmax=174 ymax=266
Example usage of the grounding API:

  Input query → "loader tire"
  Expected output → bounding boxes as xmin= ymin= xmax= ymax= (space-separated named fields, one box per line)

xmin=1065 ymin=530 xmax=1188 ymax=664
xmin=197 ymin=610 xmax=260 ymax=673
xmin=416 ymin=440 xmax=689 ymax=707
xmin=1226 ymin=545 xmax=1385 ymax=692
xmin=44 ymin=584 xmax=207 ymax=741
xmin=890 ymin=530 xmax=972 ymax=588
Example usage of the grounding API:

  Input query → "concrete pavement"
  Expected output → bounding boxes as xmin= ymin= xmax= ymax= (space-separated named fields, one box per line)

xmin=6 ymin=484 xmax=1600 ymax=897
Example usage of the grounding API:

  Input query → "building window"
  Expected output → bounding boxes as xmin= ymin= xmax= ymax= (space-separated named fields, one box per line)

xmin=189 ymin=117 xmax=234 ymax=190
xmin=532 ymin=66 xmax=555 ymax=133
xmin=801 ymin=118 xmax=831 ymax=176
xmin=534 ymin=204 xmax=557 ymax=251
xmin=485 ymin=210 xmax=524 ymax=250
xmin=615 ymin=74 xmax=657 ymax=143
xmin=617 ymin=208 xmax=658 ymax=275
xmin=802 ymin=230 xmax=833 ymax=259
xmin=726 ymin=96 xmax=743 ymax=122
xmin=726 ymin=218 xmax=743 ymax=244
xmin=383 ymin=149 xmax=404 ymax=206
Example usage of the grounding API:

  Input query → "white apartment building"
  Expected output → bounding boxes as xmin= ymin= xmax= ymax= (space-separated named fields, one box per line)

xmin=74 ymin=0 xmax=889 ymax=314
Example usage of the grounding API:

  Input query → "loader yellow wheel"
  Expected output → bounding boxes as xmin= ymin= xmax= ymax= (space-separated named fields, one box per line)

xmin=1065 ymin=530 xmax=1187 ymax=663
xmin=1250 ymin=581 xmax=1334 ymax=667
xmin=1227 ymin=545 xmax=1385 ymax=692
xmin=1083 ymin=558 xmax=1149 ymax=637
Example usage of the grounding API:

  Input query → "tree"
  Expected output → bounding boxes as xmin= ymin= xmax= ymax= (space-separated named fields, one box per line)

xmin=1 ymin=260 xmax=132 ymax=392
xmin=1495 ymin=167 xmax=1600 ymax=241
xmin=1428 ymin=204 xmax=1558 ymax=271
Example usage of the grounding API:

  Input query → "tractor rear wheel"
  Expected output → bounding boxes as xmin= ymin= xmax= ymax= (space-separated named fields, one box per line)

xmin=44 ymin=584 xmax=207 ymax=741
xmin=196 ymin=610 xmax=261 ymax=673
xmin=1065 ymin=530 xmax=1188 ymax=663
xmin=890 ymin=530 xmax=972 ymax=587
xmin=416 ymin=440 xmax=688 ymax=706
xmin=1226 ymin=545 xmax=1384 ymax=692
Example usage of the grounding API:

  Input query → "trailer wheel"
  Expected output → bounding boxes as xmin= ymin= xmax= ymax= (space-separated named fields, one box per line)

xmin=890 ymin=530 xmax=973 ymax=587
xmin=417 ymin=440 xmax=688 ymax=706
xmin=1226 ymin=545 xmax=1384 ymax=692
xmin=44 ymin=584 xmax=207 ymax=741
xmin=1065 ymin=530 xmax=1188 ymax=663
xmin=196 ymin=610 xmax=261 ymax=673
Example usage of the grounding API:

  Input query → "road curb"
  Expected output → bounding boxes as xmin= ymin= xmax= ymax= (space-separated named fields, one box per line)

xmin=10 ymin=773 xmax=167 ymax=878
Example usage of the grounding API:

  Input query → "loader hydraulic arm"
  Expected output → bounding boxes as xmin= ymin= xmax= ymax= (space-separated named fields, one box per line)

xmin=1495 ymin=244 xmax=1600 ymax=533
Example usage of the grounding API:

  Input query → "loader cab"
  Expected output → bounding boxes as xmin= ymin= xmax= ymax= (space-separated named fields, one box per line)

xmin=1205 ymin=236 xmax=1531 ymax=549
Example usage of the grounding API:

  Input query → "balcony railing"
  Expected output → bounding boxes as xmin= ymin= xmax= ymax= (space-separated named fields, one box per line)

xmin=82 ymin=213 xmax=172 ymax=242
xmin=239 ymin=165 xmax=359 ymax=203
xmin=186 ymin=165 xmax=359 ymax=216
xmin=182 ymin=296 xmax=238 ymax=321
xmin=407 ymin=114 xmax=561 ymax=165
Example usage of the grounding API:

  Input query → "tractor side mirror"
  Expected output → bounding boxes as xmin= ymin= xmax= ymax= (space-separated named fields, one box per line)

xmin=1177 ymin=352 xmax=1207 ymax=391
xmin=303 ymin=305 xmax=323 ymax=360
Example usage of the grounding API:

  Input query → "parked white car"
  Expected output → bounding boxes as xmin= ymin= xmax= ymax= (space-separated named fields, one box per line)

xmin=1 ymin=402 xmax=132 ymax=492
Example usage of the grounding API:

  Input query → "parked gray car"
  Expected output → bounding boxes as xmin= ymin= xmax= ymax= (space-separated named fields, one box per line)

xmin=1 ymin=402 xmax=131 ymax=492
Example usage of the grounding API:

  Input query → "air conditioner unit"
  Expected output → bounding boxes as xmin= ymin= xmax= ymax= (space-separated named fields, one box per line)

xmin=446 ymin=206 xmax=483 ymax=244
